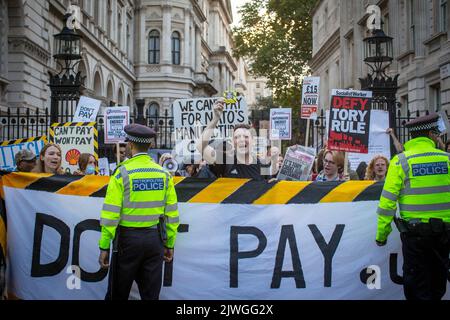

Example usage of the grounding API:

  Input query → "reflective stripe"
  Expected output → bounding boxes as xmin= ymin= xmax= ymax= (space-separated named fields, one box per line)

xmin=399 ymin=202 xmax=450 ymax=212
xmin=100 ymin=218 xmax=120 ymax=226
xmin=124 ymin=200 xmax=165 ymax=209
xmin=102 ymin=203 xmax=121 ymax=213
xmin=120 ymin=214 xmax=160 ymax=222
xmin=377 ymin=207 xmax=396 ymax=216
xmin=398 ymin=153 xmax=410 ymax=190
xmin=165 ymin=203 xmax=178 ymax=212
xmin=128 ymin=168 xmax=169 ymax=175
xmin=402 ymin=185 xmax=450 ymax=195
xmin=165 ymin=216 xmax=179 ymax=224
xmin=406 ymin=152 xmax=449 ymax=160
xmin=120 ymin=166 xmax=131 ymax=204
xmin=381 ymin=190 xmax=398 ymax=202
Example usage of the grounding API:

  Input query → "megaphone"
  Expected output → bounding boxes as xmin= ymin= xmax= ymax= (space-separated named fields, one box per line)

xmin=162 ymin=158 xmax=179 ymax=174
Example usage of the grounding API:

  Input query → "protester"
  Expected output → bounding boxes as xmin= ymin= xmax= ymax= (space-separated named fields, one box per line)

xmin=32 ymin=143 xmax=64 ymax=174
xmin=386 ymin=128 xmax=404 ymax=153
xmin=74 ymin=153 xmax=97 ymax=175
xmin=197 ymin=98 xmax=279 ymax=180
xmin=113 ymin=143 xmax=128 ymax=163
xmin=183 ymin=160 xmax=216 ymax=178
xmin=14 ymin=149 xmax=37 ymax=172
xmin=365 ymin=155 xmax=389 ymax=181
xmin=446 ymin=140 xmax=450 ymax=153
xmin=314 ymin=150 xmax=346 ymax=181
xmin=355 ymin=161 xmax=368 ymax=180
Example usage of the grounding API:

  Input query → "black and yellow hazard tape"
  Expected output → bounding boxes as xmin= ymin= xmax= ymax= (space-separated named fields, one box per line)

xmin=49 ymin=122 xmax=99 ymax=173
xmin=0 ymin=135 xmax=47 ymax=146
xmin=0 ymin=172 xmax=383 ymax=204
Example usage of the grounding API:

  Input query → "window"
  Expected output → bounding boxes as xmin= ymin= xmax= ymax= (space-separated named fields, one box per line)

xmin=256 ymin=83 xmax=260 ymax=89
xmin=171 ymin=31 xmax=181 ymax=65
xmin=126 ymin=23 xmax=130 ymax=56
xmin=440 ymin=0 xmax=448 ymax=32
xmin=147 ymin=103 xmax=159 ymax=117
xmin=148 ymin=30 xmax=160 ymax=64
xmin=409 ymin=0 xmax=415 ymax=50
xmin=430 ymin=84 xmax=442 ymax=111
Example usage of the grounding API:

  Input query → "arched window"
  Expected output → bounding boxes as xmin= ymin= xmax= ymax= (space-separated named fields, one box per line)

xmin=171 ymin=31 xmax=181 ymax=65
xmin=148 ymin=30 xmax=160 ymax=64
xmin=146 ymin=103 xmax=159 ymax=117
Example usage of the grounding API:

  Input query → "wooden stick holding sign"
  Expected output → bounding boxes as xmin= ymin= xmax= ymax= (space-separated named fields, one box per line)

xmin=343 ymin=152 xmax=349 ymax=180
xmin=116 ymin=142 xmax=121 ymax=165
xmin=305 ymin=119 xmax=310 ymax=147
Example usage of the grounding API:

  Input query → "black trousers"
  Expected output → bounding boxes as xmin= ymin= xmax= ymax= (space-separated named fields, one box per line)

xmin=105 ymin=227 xmax=164 ymax=300
xmin=401 ymin=231 xmax=450 ymax=300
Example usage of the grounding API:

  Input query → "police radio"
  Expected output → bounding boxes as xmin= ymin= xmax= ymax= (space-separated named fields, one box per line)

xmin=162 ymin=158 xmax=179 ymax=174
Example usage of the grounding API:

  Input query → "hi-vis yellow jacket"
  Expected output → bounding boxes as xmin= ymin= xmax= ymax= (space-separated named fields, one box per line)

xmin=99 ymin=154 xmax=179 ymax=250
xmin=376 ymin=137 xmax=450 ymax=242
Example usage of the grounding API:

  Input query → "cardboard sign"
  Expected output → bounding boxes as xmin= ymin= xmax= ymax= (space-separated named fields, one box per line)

xmin=277 ymin=145 xmax=316 ymax=181
xmin=73 ymin=96 xmax=101 ymax=122
xmin=0 ymin=136 xmax=47 ymax=171
xmin=50 ymin=122 xmax=98 ymax=174
xmin=270 ymin=108 xmax=292 ymax=140
xmin=98 ymin=157 xmax=110 ymax=176
xmin=104 ymin=106 xmax=130 ymax=144
xmin=172 ymin=97 xmax=248 ymax=140
xmin=328 ymin=89 xmax=372 ymax=154
xmin=348 ymin=110 xmax=391 ymax=170
xmin=301 ymin=77 xmax=320 ymax=120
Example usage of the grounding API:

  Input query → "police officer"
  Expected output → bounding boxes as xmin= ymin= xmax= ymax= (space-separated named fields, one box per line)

xmin=98 ymin=123 xmax=180 ymax=300
xmin=376 ymin=113 xmax=450 ymax=300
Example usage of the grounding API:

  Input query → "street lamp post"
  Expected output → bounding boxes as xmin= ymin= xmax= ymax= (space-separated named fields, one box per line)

xmin=49 ymin=12 xmax=84 ymax=124
xmin=359 ymin=23 xmax=399 ymax=156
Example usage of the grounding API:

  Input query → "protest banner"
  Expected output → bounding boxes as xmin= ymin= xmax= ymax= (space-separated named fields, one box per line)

xmin=73 ymin=96 xmax=101 ymax=122
xmin=328 ymin=89 xmax=372 ymax=154
xmin=0 ymin=136 xmax=47 ymax=171
xmin=270 ymin=108 xmax=292 ymax=140
xmin=277 ymin=145 xmax=316 ymax=181
xmin=437 ymin=110 xmax=450 ymax=135
xmin=104 ymin=106 xmax=130 ymax=144
xmin=301 ymin=77 xmax=320 ymax=120
xmin=49 ymin=122 xmax=98 ymax=174
xmin=3 ymin=173 xmax=449 ymax=300
xmin=348 ymin=110 xmax=391 ymax=170
xmin=172 ymin=97 xmax=248 ymax=140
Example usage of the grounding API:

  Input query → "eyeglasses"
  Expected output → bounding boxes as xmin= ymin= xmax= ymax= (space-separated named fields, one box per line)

xmin=323 ymin=159 xmax=336 ymax=165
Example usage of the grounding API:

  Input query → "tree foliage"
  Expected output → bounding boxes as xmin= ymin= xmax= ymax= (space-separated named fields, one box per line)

xmin=233 ymin=0 xmax=316 ymax=105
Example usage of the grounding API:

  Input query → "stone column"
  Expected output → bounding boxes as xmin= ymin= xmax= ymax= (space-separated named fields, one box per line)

xmin=195 ymin=27 xmax=202 ymax=72
xmin=139 ymin=7 xmax=146 ymax=64
xmin=162 ymin=5 xmax=172 ymax=64
xmin=184 ymin=9 xmax=190 ymax=67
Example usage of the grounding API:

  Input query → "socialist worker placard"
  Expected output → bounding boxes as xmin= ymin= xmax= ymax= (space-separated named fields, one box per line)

xmin=327 ymin=89 xmax=372 ymax=154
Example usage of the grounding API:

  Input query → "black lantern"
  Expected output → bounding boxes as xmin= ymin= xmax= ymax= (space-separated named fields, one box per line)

xmin=53 ymin=13 xmax=82 ymax=61
xmin=363 ymin=28 xmax=393 ymax=78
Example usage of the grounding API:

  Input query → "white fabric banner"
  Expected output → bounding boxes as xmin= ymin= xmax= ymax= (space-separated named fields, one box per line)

xmin=5 ymin=187 xmax=450 ymax=300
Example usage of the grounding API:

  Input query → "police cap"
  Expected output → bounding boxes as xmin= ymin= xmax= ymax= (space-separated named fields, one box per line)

xmin=124 ymin=123 xmax=156 ymax=144
xmin=404 ymin=113 xmax=440 ymax=132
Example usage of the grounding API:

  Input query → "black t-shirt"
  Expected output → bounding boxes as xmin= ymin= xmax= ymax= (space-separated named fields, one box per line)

xmin=223 ymin=156 xmax=265 ymax=181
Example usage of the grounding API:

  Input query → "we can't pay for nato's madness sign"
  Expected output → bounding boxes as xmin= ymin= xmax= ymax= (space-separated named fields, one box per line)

xmin=328 ymin=89 xmax=372 ymax=154
xmin=172 ymin=97 xmax=248 ymax=140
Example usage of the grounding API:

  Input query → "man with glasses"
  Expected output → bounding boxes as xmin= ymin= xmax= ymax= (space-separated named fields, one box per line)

xmin=14 ymin=149 xmax=37 ymax=172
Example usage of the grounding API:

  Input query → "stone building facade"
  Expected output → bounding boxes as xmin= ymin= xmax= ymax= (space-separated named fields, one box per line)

xmin=310 ymin=0 xmax=450 ymax=114
xmin=0 ymin=0 xmax=244 ymax=118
